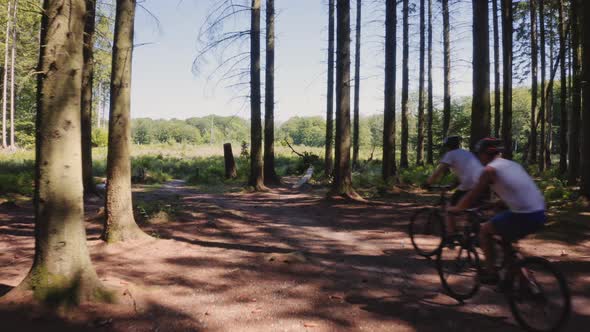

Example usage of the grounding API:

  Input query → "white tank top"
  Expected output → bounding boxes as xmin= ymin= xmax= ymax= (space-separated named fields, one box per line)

xmin=440 ymin=149 xmax=484 ymax=191
xmin=488 ymin=158 xmax=546 ymax=213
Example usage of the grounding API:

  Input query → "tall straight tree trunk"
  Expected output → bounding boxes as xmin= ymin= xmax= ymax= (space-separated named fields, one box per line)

xmin=400 ymin=0 xmax=409 ymax=168
xmin=352 ymin=0 xmax=361 ymax=169
xmin=470 ymin=0 xmax=491 ymax=148
xmin=546 ymin=14 xmax=554 ymax=170
xmin=82 ymin=0 xmax=97 ymax=196
xmin=249 ymin=0 xmax=265 ymax=190
xmin=538 ymin=0 xmax=546 ymax=172
xmin=416 ymin=0 xmax=425 ymax=165
xmin=568 ymin=0 xmax=581 ymax=185
xmin=8 ymin=0 xmax=17 ymax=148
xmin=263 ymin=0 xmax=279 ymax=185
xmin=558 ymin=0 xmax=567 ymax=174
xmin=332 ymin=0 xmax=356 ymax=197
xmin=529 ymin=0 xmax=538 ymax=164
xmin=426 ymin=0 xmax=433 ymax=164
xmin=581 ymin=0 xmax=590 ymax=197
xmin=382 ymin=0 xmax=397 ymax=181
xmin=325 ymin=0 xmax=335 ymax=177
xmin=501 ymin=0 xmax=512 ymax=159
xmin=7 ymin=0 xmax=105 ymax=303
xmin=104 ymin=0 xmax=149 ymax=243
xmin=442 ymin=0 xmax=451 ymax=137
xmin=1 ymin=0 xmax=11 ymax=148
xmin=492 ymin=0 xmax=501 ymax=137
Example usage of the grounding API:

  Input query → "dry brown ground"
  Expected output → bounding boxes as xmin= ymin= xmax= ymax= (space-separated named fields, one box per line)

xmin=1 ymin=179 xmax=589 ymax=332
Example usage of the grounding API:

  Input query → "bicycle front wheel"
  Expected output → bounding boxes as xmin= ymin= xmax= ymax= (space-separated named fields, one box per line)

xmin=409 ymin=209 xmax=445 ymax=257
xmin=436 ymin=244 xmax=481 ymax=301
xmin=506 ymin=257 xmax=571 ymax=332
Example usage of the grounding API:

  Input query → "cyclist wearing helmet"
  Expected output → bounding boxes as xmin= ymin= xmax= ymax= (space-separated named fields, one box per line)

xmin=449 ymin=138 xmax=547 ymax=284
xmin=426 ymin=136 xmax=484 ymax=235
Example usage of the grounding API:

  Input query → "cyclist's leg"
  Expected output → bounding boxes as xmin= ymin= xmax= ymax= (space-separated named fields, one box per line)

xmin=447 ymin=190 xmax=468 ymax=235
xmin=479 ymin=221 xmax=498 ymax=274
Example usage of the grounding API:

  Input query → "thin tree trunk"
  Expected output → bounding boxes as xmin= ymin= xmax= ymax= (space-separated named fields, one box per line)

xmin=352 ymin=0 xmax=361 ymax=168
xmin=470 ymin=0 xmax=491 ymax=149
xmin=546 ymin=14 xmax=554 ymax=170
xmin=538 ymin=0 xmax=546 ymax=172
xmin=249 ymin=0 xmax=265 ymax=190
xmin=6 ymin=0 xmax=105 ymax=303
xmin=558 ymin=0 xmax=567 ymax=174
xmin=332 ymin=0 xmax=356 ymax=197
xmin=9 ymin=0 xmax=17 ymax=148
xmin=568 ymin=0 xmax=581 ymax=185
xmin=581 ymin=0 xmax=590 ymax=197
xmin=1 ymin=0 xmax=11 ymax=148
xmin=400 ymin=0 xmax=409 ymax=168
xmin=382 ymin=0 xmax=397 ymax=181
xmin=426 ymin=0 xmax=433 ymax=164
xmin=492 ymin=0 xmax=501 ymax=137
xmin=82 ymin=0 xmax=97 ymax=196
xmin=442 ymin=0 xmax=451 ymax=137
xmin=501 ymin=0 xmax=512 ymax=159
xmin=263 ymin=0 xmax=279 ymax=185
xmin=325 ymin=0 xmax=335 ymax=177
xmin=416 ymin=0 xmax=425 ymax=166
xmin=104 ymin=0 xmax=150 ymax=243
xmin=529 ymin=0 xmax=538 ymax=164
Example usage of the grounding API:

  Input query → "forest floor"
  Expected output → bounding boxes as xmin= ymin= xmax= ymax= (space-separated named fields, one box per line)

xmin=1 ymin=178 xmax=590 ymax=331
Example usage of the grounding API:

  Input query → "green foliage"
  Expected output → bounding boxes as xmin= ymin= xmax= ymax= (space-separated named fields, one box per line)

xmin=92 ymin=128 xmax=109 ymax=147
xmin=278 ymin=116 xmax=326 ymax=147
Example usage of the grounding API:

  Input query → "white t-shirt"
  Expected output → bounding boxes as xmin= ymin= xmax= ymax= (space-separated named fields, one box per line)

xmin=487 ymin=158 xmax=546 ymax=213
xmin=440 ymin=149 xmax=484 ymax=191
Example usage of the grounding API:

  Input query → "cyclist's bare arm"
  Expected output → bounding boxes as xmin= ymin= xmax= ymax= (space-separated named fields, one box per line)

xmin=427 ymin=163 xmax=450 ymax=186
xmin=453 ymin=166 xmax=496 ymax=211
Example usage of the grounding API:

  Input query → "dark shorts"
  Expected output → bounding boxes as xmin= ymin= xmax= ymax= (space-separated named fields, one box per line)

xmin=491 ymin=210 xmax=546 ymax=241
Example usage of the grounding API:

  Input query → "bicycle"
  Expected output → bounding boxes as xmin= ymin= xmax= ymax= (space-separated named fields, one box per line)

xmin=436 ymin=209 xmax=571 ymax=332
xmin=408 ymin=185 xmax=452 ymax=257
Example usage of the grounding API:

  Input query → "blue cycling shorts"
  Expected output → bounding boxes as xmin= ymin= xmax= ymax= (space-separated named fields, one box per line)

xmin=491 ymin=210 xmax=546 ymax=241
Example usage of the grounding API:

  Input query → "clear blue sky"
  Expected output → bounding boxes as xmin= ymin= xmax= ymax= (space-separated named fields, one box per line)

xmin=131 ymin=0 xmax=478 ymax=122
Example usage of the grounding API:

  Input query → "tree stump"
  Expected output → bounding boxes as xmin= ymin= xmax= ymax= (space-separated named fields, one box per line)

xmin=224 ymin=143 xmax=238 ymax=179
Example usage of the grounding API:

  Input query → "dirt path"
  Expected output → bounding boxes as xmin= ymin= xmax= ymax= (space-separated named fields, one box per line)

xmin=1 ymin=180 xmax=589 ymax=331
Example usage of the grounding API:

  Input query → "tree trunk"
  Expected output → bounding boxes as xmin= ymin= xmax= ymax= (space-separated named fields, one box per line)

xmin=426 ymin=0 xmax=433 ymax=164
xmin=104 ymin=0 xmax=150 ymax=243
xmin=6 ymin=0 xmax=105 ymax=304
xmin=1 ymin=0 xmax=11 ymax=148
xmin=568 ymin=0 xmax=581 ymax=185
xmin=501 ymin=0 xmax=512 ymax=159
xmin=529 ymin=0 xmax=538 ymax=164
xmin=442 ymin=0 xmax=451 ymax=137
xmin=382 ymin=0 xmax=397 ymax=181
xmin=249 ymin=0 xmax=265 ymax=190
xmin=416 ymin=0 xmax=425 ymax=166
xmin=400 ymin=0 xmax=409 ymax=168
xmin=263 ymin=0 xmax=279 ymax=185
xmin=352 ymin=0 xmax=361 ymax=169
xmin=558 ymin=0 xmax=567 ymax=174
xmin=8 ymin=0 xmax=17 ymax=148
xmin=82 ymin=0 xmax=97 ymax=196
xmin=325 ymin=0 xmax=335 ymax=177
xmin=546 ymin=14 xmax=554 ymax=170
xmin=332 ymin=0 xmax=355 ymax=197
xmin=492 ymin=0 xmax=501 ymax=137
xmin=581 ymin=0 xmax=590 ymax=197
xmin=470 ymin=0 xmax=491 ymax=149
xmin=224 ymin=143 xmax=238 ymax=179
xmin=538 ymin=0 xmax=546 ymax=172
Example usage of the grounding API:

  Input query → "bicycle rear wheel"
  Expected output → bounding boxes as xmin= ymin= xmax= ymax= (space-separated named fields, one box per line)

xmin=506 ymin=257 xmax=571 ymax=332
xmin=436 ymin=244 xmax=481 ymax=301
xmin=409 ymin=209 xmax=445 ymax=257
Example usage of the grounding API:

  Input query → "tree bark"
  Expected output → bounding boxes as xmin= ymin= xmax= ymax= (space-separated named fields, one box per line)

xmin=400 ymin=0 xmax=409 ymax=168
xmin=9 ymin=0 xmax=17 ymax=148
xmin=426 ymin=0 xmax=433 ymax=164
xmin=6 ymin=0 xmax=105 ymax=304
xmin=529 ymin=0 xmax=538 ymax=164
xmin=82 ymin=0 xmax=97 ymax=196
xmin=352 ymin=0 xmax=361 ymax=169
xmin=2 ymin=0 xmax=11 ymax=148
xmin=442 ymin=0 xmax=451 ymax=137
xmin=568 ymin=0 xmax=581 ymax=185
xmin=416 ymin=0 xmax=425 ymax=166
xmin=501 ymin=0 xmax=512 ymax=159
xmin=558 ymin=0 xmax=567 ymax=174
xmin=249 ymin=0 xmax=265 ymax=190
xmin=581 ymin=0 xmax=590 ymax=197
xmin=492 ymin=0 xmax=501 ymax=137
xmin=104 ymin=0 xmax=150 ymax=243
xmin=538 ymin=0 xmax=546 ymax=172
xmin=263 ymin=0 xmax=279 ymax=185
xmin=325 ymin=0 xmax=335 ymax=177
xmin=224 ymin=143 xmax=237 ymax=179
xmin=332 ymin=0 xmax=355 ymax=197
xmin=546 ymin=14 xmax=554 ymax=170
xmin=382 ymin=0 xmax=397 ymax=181
xmin=470 ymin=0 xmax=491 ymax=149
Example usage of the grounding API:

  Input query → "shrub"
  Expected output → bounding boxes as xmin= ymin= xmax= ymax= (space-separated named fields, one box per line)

xmin=92 ymin=128 xmax=109 ymax=147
